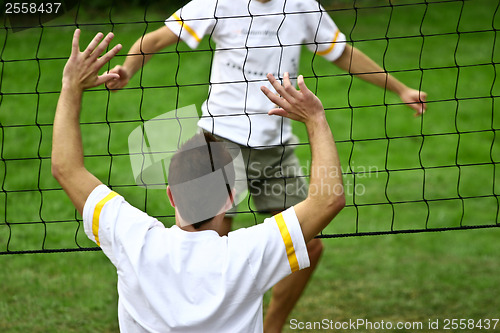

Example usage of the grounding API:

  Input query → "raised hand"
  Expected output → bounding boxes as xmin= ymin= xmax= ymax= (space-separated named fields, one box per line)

xmin=62 ymin=29 xmax=122 ymax=91
xmin=260 ymin=72 xmax=325 ymax=125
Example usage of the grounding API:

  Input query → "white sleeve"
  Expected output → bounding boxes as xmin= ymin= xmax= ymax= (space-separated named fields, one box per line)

xmin=82 ymin=185 xmax=164 ymax=267
xmin=165 ymin=0 xmax=218 ymax=49
xmin=303 ymin=0 xmax=346 ymax=62
xmin=228 ymin=206 xmax=310 ymax=293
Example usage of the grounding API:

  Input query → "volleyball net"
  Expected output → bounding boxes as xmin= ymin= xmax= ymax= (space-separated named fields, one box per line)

xmin=0 ymin=0 xmax=499 ymax=254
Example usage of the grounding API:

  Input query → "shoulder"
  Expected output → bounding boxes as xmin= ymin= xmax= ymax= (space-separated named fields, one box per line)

xmin=83 ymin=184 xmax=163 ymax=236
xmin=83 ymin=184 xmax=121 ymax=220
xmin=227 ymin=207 xmax=305 ymax=256
xmin=226 ymin=207 xmax=310 ymax=289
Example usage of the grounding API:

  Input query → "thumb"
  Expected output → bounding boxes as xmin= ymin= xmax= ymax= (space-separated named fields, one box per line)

xmin=109 ymin=65 xmax=121 ymax=73
xmin=107 ymin=65 xmax=125 ymax=76
xmin=268 ymin=108 xmax=289 ymax=117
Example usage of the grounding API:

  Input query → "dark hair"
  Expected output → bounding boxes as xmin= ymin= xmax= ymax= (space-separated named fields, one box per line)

xmin=168 ymin=132 xmax=235 ymax=229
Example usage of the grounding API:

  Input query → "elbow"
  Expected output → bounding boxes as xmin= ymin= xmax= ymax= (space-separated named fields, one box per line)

xmin=51 ymin=157 xmax=71 ymax=184
xmin=51 ymin=159 xmax=63 ymax=183
xmin=336 ymin=194 xmax=346 ymax=212
xmin=325 ymin=190 xmax=346 ymax=217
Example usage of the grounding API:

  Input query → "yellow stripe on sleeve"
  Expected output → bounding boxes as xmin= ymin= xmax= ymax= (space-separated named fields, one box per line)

xmin=316 ymin=29 xmax=340 ymax=56
xmin=92 ymin=191 xmax=119 ymax=247
xmin=172 ymin=12 xmax=202 ymax=43
xmin=275 ymin=213 xmax=300 ymax=273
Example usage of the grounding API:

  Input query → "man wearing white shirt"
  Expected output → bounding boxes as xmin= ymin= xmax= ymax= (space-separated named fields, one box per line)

xmin=52 ymin=29 xmax=345 ymax=332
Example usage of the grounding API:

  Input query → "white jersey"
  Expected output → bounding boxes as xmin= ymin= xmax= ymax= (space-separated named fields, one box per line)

xmin=83 ymin=185 xmax=310 ymax=333
xmin=165 ymin=0 xmax=346 ymax=148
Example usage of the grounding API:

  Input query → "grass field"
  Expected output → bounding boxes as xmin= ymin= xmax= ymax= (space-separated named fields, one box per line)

xmin=1 ymin=0 xmax=499 ymax=332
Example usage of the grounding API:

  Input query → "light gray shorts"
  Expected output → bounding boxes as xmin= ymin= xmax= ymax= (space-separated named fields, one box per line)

xmin=212 ymin=133 xmax=309 ymax=214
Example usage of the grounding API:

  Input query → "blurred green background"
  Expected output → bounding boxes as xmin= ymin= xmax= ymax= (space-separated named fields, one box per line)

xmin=0 ymin=0 xmax=499 ymax=332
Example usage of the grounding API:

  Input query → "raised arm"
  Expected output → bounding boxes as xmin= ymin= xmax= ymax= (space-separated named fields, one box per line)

xmin=51 ymin=29 xmax=122 ymax=215
xmin=334 ymin=43 xmax=427 ymax=116
xmin=261 ymin=73 xmax=346 ymax=243
xmin=106 ymin=26 xmax=180 ymax=90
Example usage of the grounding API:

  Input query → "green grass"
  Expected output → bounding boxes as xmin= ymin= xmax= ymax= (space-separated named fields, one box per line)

xmin=1 ymin=0 xmax=500 ymax=332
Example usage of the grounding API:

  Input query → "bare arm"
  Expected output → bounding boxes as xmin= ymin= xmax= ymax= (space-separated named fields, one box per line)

xmin=51 ymin=30 xmax=122 ymax=215
xmin=261 ymin=73 xmax=345 ymax=243
xmin=334 ymin=43 xmax=427 ymax=116
xmin=106 ymin=26 xmax=180 ymax=90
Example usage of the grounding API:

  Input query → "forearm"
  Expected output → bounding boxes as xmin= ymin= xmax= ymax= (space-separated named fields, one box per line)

xmin=307 ymin=116 xmax=344 ymax=206
xmin=334 ymin=44 xmax=407 ymax=95
xmin=52 ymin=85 xmax=101 ymax=213
xmin=122 ymin=26 xmax=180 ymax=79
xmin=298 ymin=116 xmax=345 ymax=241
xmin=121 ymin=38 xmax=156 ymax=78
xmin=52 ymin=85 xmax=85 ymax=173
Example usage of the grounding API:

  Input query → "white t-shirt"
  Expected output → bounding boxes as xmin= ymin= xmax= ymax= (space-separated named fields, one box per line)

xmin=83 ymin=185 xmax=310 ymax=333
xmin=165 ymin=0 xmax=346 ymax=148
